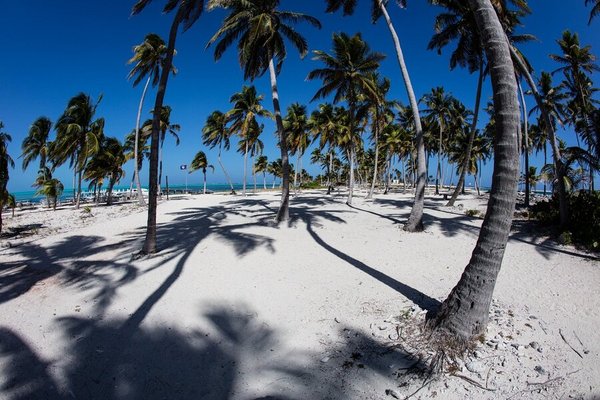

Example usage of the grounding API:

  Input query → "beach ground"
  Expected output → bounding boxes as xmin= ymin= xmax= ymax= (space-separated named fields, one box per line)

xmin=0 ymin=189 xmax=598 ymax=399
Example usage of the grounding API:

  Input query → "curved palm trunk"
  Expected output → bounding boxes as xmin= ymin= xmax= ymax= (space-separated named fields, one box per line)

xmin=269 ymin=59 xmax=290 ymax=223
xmin=376 ymin=2 xmax=426 ymax=231
xmin=427 ymin=0 xmax=521 ymax=342
xmin=448 ymin=65 xmax=484 ymax=206
xmin=518 ymin=78 xmax=531 ymax=207
xmin=203 ymin=169 xmax=207 ymax=194
xmin=436 ymin=123 xmax=443 ymax=195
xmin=347 ymin=146 xmax=355 ymax=205
xmin=243 ymin=141 xmax=248 ymax=196
xmin=133 ymin=76 xmax=151 ymax=206
xmin=294 ymin=153 xmax=299 ymax=197
xmin=253 ymin=155 xmax=257 ymax=193
xmin=327 ymin=150 xmax=333 ymax=195
xmin=141 ymin=9 xmax=181 ymax=255
xmin=217 ymin=145 xmax=236 ymax=194
xmin=367 ymin=111 xmax=380 ymax=200
xmin=263 ymin=172 xmax=267 ymax=190
xmin=509 ymin=45 xmax=568 ymax=227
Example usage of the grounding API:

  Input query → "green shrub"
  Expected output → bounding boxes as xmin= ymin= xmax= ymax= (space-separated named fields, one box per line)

xmin=465 ymin=209 xmax=480 ymax=217
xmin=531 ymin=191 xmax=600 ymax=250
xmin=82 ymin=206 xmax=92 ymax=214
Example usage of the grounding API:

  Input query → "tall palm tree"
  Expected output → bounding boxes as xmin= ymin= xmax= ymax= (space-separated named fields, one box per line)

xmin=149 ymin=105 xmax=180 ymax=194
xmin=207 ymin=0 xmax=321 ymax=223
xmin=308 ymin=32 xmax=384 ymax=206
xmin=124 ymin=128 xmax=151 ymax=196
xmin=202 ymin=110 xmax=236 ymax=194
xmin=189 ymin=150 xmax=214 ymax=194
xmin=550 ymin=31 xmax=600 ymax=191
xmin=237 ymin=119 xmax=265 ymax=193
xmin=0 ymin=122 xmax=14 ymax=234
xmin=254 ymin=155 xmax=269 ymax=190
xmin=422 ymin=87 xmax=455 ymax=195
xmin=128 ymin=33 xmax=172 ymax=206
xmin=131 ymin=0 xmax=205 ymax=255
xmin=227 ymin=85 xmax=271 ymax=196
xmin=52 ymin=93 xmax=104 ymax=209
xmin=366 ymin=73 xmax=396 ymax=199
xmin=309 ymin=103 xmax=339 ymax=194
xmin=427 ymin=0 xmax=487 ymax=206
xmin=21 ymin=117 xmax=52 ymax=172
xmin=285 ymin=103 xmax=311 ymax=196
xmin=325 ymin=0 xmax=427 ymax=231
xmin=587 ymin=0 xmax=600 ymax=23
xmin=427 ymin=0 xmax=521 ymax=343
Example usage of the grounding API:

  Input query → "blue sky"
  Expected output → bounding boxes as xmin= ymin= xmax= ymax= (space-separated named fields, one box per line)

xmin=1 ymin=0 xmax=599 ymax=192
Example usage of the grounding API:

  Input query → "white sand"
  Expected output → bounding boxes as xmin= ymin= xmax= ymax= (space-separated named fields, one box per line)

xmin=0 ymin=190 xmax=598 ymax=399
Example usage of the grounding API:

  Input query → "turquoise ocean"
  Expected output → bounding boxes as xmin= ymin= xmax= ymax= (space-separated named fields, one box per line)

xmin=11 ymin=183 xmax=249 ymax=203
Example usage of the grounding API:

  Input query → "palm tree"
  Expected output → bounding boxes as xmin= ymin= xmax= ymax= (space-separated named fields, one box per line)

xmin=189 ymin=150 xmax=214 ymax=194
xmin=52 ymin=93 xmax=104 ymax=209
xmin=427 ymin=0 xmax=521 ymax=343
xmin=35 ymin=168 xmax=64 ymax=210
xmin=308 ymin=32 xmax=384 ymax=206
xmin=128 ymin=33 xmax=172 ymax=206
xmin=366 ymin=73 xmax=396 ymax=199
xmin=550 ymin=31 xmax=600 ymax=191
xmin=254 ymin=155 xmax=269 ymax=190
xmin=268 ymin=159 xmax=283 ymax=188
xmin=325 ymin=0 xmax=427 ymax=231
xmin=140 ymin=106 xmax=181 ymax=195
xmin=207 ymin=0 xmax=321 ymax=223
xmin=84 ymin=137 xmax=127 ymax=205
xmin=309 ymin=103 xmax=339 ymax=194
xmin=21 ymin=117 xmax=52 ymax=172
xmin=131 ymin=0 xmax=205 ymax=255
xmin=237 ymin=119 xmax=265 ymax=193
xmin=202 ymin=111 xmax=236 ymax=194
xmin=124 ymin=128 xmax=151 ymax=197
xmin=422 ymin=87 xmax=455 ymax=195
xmin=587 ymin=0 xmax=600 ymax=23
xmin=227 ymin=85 xmax=271 ymax=196
xmin=0 ymin=122 xmax=14 ymax=234
xmin=427 ymin=0 xmax=487 ymax=206
xmin=285 ymin=103 xmax=311 ymax=196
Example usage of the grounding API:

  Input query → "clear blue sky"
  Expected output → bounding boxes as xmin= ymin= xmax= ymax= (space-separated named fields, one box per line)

xmin=1 ymin=0 xmax=598 ymax=192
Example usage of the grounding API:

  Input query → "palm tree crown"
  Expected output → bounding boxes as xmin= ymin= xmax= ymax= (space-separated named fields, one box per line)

xmin=22 ymin=117 xmax=52 ymax=171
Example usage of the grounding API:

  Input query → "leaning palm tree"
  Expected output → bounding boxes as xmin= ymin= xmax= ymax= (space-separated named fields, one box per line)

xmin=325 ymin=0 xmax=427 ymax=231
xmin=284 ymin=103 xmax=311 ymax=196
xmin=21 ymin=117 xmax=52 ymax=172
xmin=153 ymin=106 xmax=180 ymax=193
xmin=207 ymin=0 xmax=321 ymax=223
xmin=427 ymin=0 xmax=521 ymax=344
xmin=254 ymin=155 xmax=269 ymax=190
xmin=84 ymin=137 xmax=127 ymax=205
xmin=128 ymin=33 xmax=173 ymax=206
xmin=0 ymin=122 xmax=14 ymax=234
xmin=52 ymin=93 xmax=104 ymax=209
xmin=308 ymin=32 xmax=384 ymax=206
xmin=268 ymin=159 xmax=283 ymax=188
xmin=189 ymin=150 xmax=214 ymax=194
xmin=587 ymin=0 xmax=600 ymax=23
xmin=131 ymin=0 xmax=205 ymax=255
xmin=202 ymin=110 xmax=236 ymax=194
xmin=226 ymin=85 xmax=271 ymax=196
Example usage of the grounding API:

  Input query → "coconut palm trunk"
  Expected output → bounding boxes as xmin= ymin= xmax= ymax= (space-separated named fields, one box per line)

xmin=509 ymin=45 xmax=568 ymax=227
xmin=253 ymin=155 xmax=257 ymax=193
xmin=203 ymin=168 xmax=207 ymax=194
xmin=133 ymin=76 xmax=151 ymax=206
xmin=269 ymin=59 xmax=290 ymax=223
xmin=243 ymin=141 xmax=248 ymax=196
xmin=367 ymin=111 xmax=380 ymax=199
xmin=375 ymin=1 xmax=426 ymax=231
xmin=436 ymin=123 xmax=443 ymax=195
xmin=294 ymin=153 xmax=299 ymax=196
xmin=217 ymin=144 xmax=236 ymax=194
xmin=427 ymin=0 xmax=521 ymax=342
xmin=76 ymin=169 xmax=82 ymax=209
xmin=518 ymin=78 xmax=531 ymax=207
xmin=141 ymin=8 xmax=181 ymax=255
xmin=263 ymin=171 xmax=267 ymax=190
xmin=327 ymin=151 xmax=334 ymax=194
xmin=448 ymin=65 xmax=484 ymax=207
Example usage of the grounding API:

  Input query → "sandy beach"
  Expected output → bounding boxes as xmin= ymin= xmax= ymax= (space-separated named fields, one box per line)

xmin=0 ymin=189 xmax=599 ymax=399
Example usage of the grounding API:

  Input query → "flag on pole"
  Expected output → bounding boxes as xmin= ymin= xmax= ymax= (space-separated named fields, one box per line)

xmin=180 ymin=164 xmax=187 ymax=170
